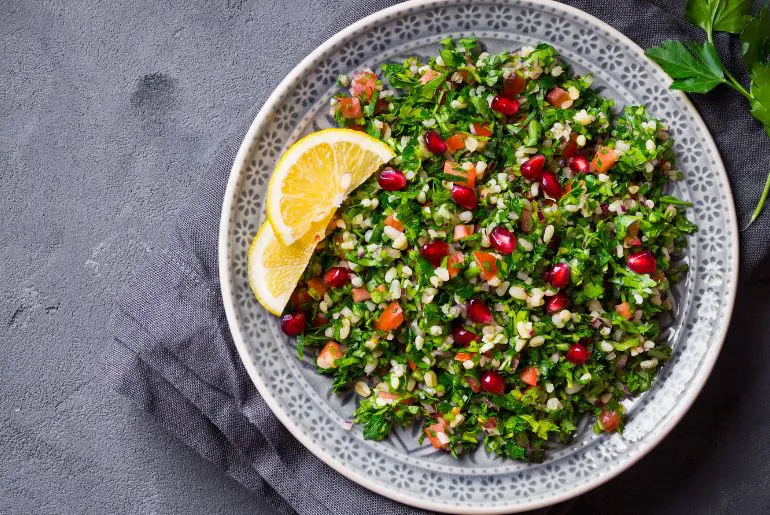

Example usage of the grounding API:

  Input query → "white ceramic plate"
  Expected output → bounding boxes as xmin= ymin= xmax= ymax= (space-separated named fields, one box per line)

xmin=219 ymin=1 xmax=739 ymax=512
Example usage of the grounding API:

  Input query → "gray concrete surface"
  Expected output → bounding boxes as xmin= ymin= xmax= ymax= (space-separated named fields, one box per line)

xmin=1 ymin=1 xmax=769 ymax=514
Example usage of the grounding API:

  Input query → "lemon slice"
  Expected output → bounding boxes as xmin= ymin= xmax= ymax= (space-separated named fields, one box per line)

xmin=267 ymin=128 xmax=394 ymax=245
xmin=248 ymin=214 xmax=332 ymax=315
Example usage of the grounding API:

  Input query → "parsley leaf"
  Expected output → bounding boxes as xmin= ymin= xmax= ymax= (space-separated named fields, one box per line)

xmin=741 ymin=4 xmax=770 ymax=69
xmin=750 ymin=62 xmax=770 ymax=137
xmin=361 ymin=412 xmax=392 ymax=440
xmin=645 ymin=40 xmax=725 ymax=93
xmin=685 ymin=0 xmax=753 ymax=36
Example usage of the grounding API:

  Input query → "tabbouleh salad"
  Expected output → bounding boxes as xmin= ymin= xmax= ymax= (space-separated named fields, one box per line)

xmin=279 ymin=39 xmax=697 ymax=462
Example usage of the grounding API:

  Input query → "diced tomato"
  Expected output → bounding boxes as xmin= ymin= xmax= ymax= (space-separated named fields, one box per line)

xmin=453 ymin=224 xmax=474 ymax=241
xmin=377 ymin=391 xmax=412 ymax=404
xmin=546 ymin=87 xmax=572 ymax=108
xmin=503 ymin=74 xmax=527 ymax=98
xmin=445 ymin=133 xmax=469 ymax=154
xmin=384 ymin=212 xmax=404 ymax=232
xmin=599 ymin=409 xmax=620 ymax=432
xmin=307 ymin=277 xmax=327 ymax=298
xmin=425 ymin=418 xmax=449 ymax=449
xmin=407 ymin=360 xmax=417 ymax=371
xmin=454 ymin=352 xmax=475 ymax=362
xmin=591 ymin=146 xmax=619 ymax=173
xmin=311 ymin=314 xmax=329 ymax=327
xmin=625 ymin=235 xmax=641 ymax=247
xmin=338 ymin=97 xmax=363 ymax=118
xmin=349 ymin=70 xmax=377 ymax=100
xmin=317 ymin=341 xmax=345 ymax=369
xmin=483 ymin=417 xmax=499 ymax=434
xmin=615 ymin=302 xmax=632 ymax=320
xmin=472 ymin=251 xmax=498 ymax=281
xmin=470 ymin=122 xmax=493 ymax=137
xmin=447 ymin=252 xmax=464 ymax=278
xmin=347 ymin=123 xmax=366 ymax=132
xmin=464 ymin=375 xmax=482 ymax=393
xmin=352 ymin=288 xmax=370 ymax=302
xmin=375 ymin=301 xmax=404 ymax=332
xmin=520 ymin=366 xmax=539 ymax=386
xmin=443 ymin=160 xmax=476 ymax=187
xmin=419 ymin=68 xmax=440 ymax=85
xmin=289 ymin=288 xmax=311 ymax=310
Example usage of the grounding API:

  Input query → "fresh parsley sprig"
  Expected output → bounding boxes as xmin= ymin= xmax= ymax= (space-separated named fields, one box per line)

xmin=645 ymin=0 xmax=770 ymax=228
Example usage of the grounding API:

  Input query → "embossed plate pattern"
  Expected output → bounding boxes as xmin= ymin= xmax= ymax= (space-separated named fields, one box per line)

xmin=219 ymin=1 xmax=739 ymax=512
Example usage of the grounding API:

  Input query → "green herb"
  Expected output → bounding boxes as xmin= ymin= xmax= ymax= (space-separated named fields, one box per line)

xmin=297 ymin=39 xmax=695 ymax=463
xmin=685 ymin=0 xmax=754 ymax=35
xmin=646 ymin=0 xmax=770 ymax=227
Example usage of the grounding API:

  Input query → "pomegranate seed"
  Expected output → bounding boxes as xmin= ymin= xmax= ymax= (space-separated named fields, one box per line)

xmin=281 ymin=312 xmax=306 ymax=337
xmin=545 ymin=291 xmax=571 ymax=314
xmin=467 ymin=298 xmax=493 ymax=324
xmin=452 ymin=323 xmax=479 ymax=346
xmin=450 ymin=183 xmax=478 ymax=210
xmin=627 ymin=250 xmax=657 ymax=274
xmin=561 ymin=139 xmax=579 ymax=159
xmin=568 ymin=155 xmax=590 ymax=174
xmin=520 ymin=154 xmax=545 ymax=181
xmin=324 ymin=267 xmax=350 ymax=288
xmin=599 ymin=409 xmax=620 ymax=432
xmin=480 ymin=370 xmax=506 ymax=395
xmin=378 ymin=168 xmax=407 ymax=191
xmin=545 ymin=262 xmax=571 ymax=288
xmin=489 ymin=226 xmax=516 ymax=254
xmin=490 ymin=95 xmax=520 ymax=116
xmin=425 ymin=131 xmax=447 ymax=154
xmin=566 ymin=342 xmax=590 ymax=364
xmin=540 ymin=171 xmax=563 ymax=199
xmin=420 ymin=241 xmax=449 ymax=267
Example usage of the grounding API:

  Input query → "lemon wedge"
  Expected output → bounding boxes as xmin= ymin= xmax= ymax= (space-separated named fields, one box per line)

xmin=266 ymin=128 xmax=394 ymax=245
xmin=247 ymin=214 xmax=332 ymax=315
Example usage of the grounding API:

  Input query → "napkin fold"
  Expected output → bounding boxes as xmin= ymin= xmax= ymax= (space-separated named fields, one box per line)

xmin=109 ymin=1 xmax=769 ymax=514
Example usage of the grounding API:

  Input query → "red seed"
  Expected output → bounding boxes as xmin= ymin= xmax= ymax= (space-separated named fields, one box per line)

xmin=324 ymin=267 xmax=350 ymax=288
xmin=545 ymin=262 xmax=571 ymax=288
xmin=280 ymin=312 xmax=306 ymax=337
xmin=420 ymin=241 xmax=449 ymax=267
xmin=378 ymin=168 xmax=407 ymax=191
xmin=491 ymin=95 xmax=520 ymax=116
xmin=566 ymin=343 xmax=590 ymax=364
xmin=452 ymin=324 xmax=479 ymax=346
xmin=489 ymin=226 xmax=516 ymax=254
xmin=467 ymin=298 xmax=493 ymax=324
xmin=561 ymin=139 xmax=579 ymax=159
xmin=480 ymin=370 xmax=506 ymax=395
xmin=425 ymin=131 xmax=447 ymax=154
xmin=540 ymin=170 xmax=563 ymax=199
xmin=627 ymin=250 xmax=657 ymax=274
xmin=568 ymin=155 xmax=590 ymax=174
xmin=520 ymin=154 xmax=545 ymax=181
xmin=450 ymin=183 xmax=478 ymax=210
xmin=545 ymin=291 xmax=571 ymax=314
xmin=599 ymin=409 xmax=620 ymax=432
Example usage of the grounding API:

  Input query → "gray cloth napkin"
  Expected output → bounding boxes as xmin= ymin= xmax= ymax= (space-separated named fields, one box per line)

xmin=108 ymin=1 xmax=769 ymax=514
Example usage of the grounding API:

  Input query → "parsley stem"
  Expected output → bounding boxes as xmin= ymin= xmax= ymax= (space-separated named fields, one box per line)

xmin=723 ymin=68 xmax=752 ymax=101
xmin=745 ymin=169 xmax=770 ymax=230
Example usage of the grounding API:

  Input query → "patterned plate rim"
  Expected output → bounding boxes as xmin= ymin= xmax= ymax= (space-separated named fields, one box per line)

xmin=218 ymin=1 xmax=739 ymax=512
